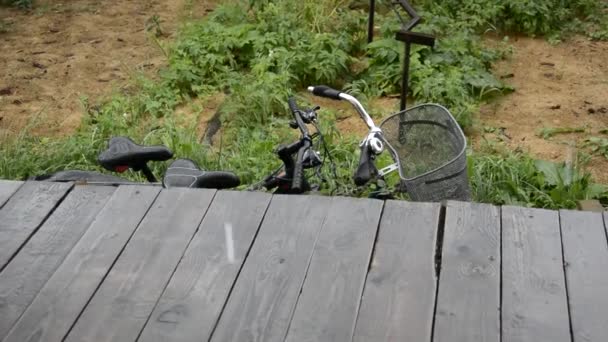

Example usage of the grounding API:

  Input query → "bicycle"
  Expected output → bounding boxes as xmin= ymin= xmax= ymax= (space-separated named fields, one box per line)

xmin=307 ymin=85 xmax=471 ymax=202
xmin=33 ymin=136 xmax=241 ymax=190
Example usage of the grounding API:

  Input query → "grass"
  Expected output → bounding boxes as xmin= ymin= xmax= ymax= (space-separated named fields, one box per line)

xmin=0 ymin=0 xmax=32 ymax=9
xmin=3 ymin=103 xmax=605 ymax=210
xmin=584 ymin=137 xmax=608 ymax=159
xmin=469 ymin=145 xmax=605 ymax=208
xmin=1 ymin=0 xmax=608 ymax=209
xmin=537 ymin=126 xmax=586 ymax=139
xmin=418 ymin=0 xmax=608 ymax=40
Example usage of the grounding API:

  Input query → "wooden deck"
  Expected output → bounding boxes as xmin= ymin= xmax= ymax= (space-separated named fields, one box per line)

xmin=0 ymin=180 xmax=607 ymax=342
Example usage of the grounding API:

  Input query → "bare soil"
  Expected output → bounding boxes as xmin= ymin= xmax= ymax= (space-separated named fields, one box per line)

xmin=475 ymin=36 xmax=608 ymax=183
xmin=0 ymin=0 xmax=215 ymax=136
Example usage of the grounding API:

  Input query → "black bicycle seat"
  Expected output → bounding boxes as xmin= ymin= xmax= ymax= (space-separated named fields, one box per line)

xmin=98 ymin=136 xmax=173 ymax=172
xmin=31 ymin=170 xmax=135 ymax=184
xmin=163 ymin=159 xmax=241 ymax=189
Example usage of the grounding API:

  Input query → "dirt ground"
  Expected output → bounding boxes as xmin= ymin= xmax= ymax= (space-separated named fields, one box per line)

xmin=0 ymin=0 xmax=214 ymax=135
xmin=476 ymin=36 xmax=608 ymax=183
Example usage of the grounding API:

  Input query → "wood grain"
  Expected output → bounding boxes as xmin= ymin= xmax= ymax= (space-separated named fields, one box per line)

xmin=0 ymin=185 xmax=115 ymax=339
xmin=0 ymin=180 xmax=22 ymax=208
xmin=284 ymin=197 xmax=384 ymax=342
xmin=139 ymin=190 xmax=272 ymax=342
xmin=433 ymin=201 xmax=501 ymax=342
xmin=353 ymin=201 xmax=441 ymax=342
xmin=501 ymin=206 xmax=570 ymax=342
xmin=209 ymin=194 xmax=332 ymax=342
xmin=0 ymin=181 xmax=73 ymax=271
xmin=3 ymin=185 xmax=160 ymax=342
xmin=560 ymin=210 xmax=608 ymax=342
xmin=64 ymin=188 xmax=216 ymax=342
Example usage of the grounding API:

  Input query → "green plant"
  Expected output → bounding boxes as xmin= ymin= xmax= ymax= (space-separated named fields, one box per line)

xmin=584 ymin=137 xmax=608 ymax=159
xmin=419 ymin=0 xmax=608 ymax=39
xmin=345 ymin=8 xmax=513 ymax=128
xmin=469 ymin=151 xmax=605 ymax=209
xmin=537 ymin=126 xmax=585 ymax=139
xmin=1 ymin=0 xmax=32 ymax=9
xmin=145 ymin=15 xmax=164 ymax=38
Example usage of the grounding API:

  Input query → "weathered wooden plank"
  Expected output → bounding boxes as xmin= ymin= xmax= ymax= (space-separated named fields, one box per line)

xmin=139 ymin=190 xmax=272 ymax=342
xmin=285 ymin=197 xmax=384 ymax=342
xmin=0 ymin=185 xmax=116 ymax=339
xmin=560 ymin=210 xmax=608 ymax=342
xmin=433 ymin=201 xmax=500 ymax=342
xmin=353 ymin=201 xmax=441 ymax=342
xmin=502 ymin=206 xmax=570 ymax=342
xmin=3 ymin=185 xmax=160 ymax=342
xmin=64 ymin=187 xmax=216 ymax=342
xmin=0 ymin=181 xmax=73 ymax=271
xmin=286 ymin=197 xmax=383 ymax=341
xmin=0 ymin=180 xmax=23 ymax=208
xmin=209 ymin=194 xmax=332 ymax=342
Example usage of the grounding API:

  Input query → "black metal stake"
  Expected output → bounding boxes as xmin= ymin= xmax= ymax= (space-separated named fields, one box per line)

xmin=395 ymin=30 xmax=435 ymax=143
xmin=400 ymin=42 xmax=411 ymax=111
xmin=398 ymin=42 xmax=411 ymax=143
xmin=368 ymin=0 xmax=375 ymax=43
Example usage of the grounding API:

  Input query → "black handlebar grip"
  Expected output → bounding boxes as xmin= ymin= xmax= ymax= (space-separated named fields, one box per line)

xmin=288 ymin=97 xmax=298 ymax=113
xmin=310 ymin=85 xmax=342 ymax=100
xmin=354 ymin=143 xmax=378 ymax=186
xmin=291 ymin=145 xmax=307 ymax=191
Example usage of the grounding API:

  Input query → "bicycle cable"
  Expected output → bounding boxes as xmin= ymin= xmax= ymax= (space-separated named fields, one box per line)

xmin=311 ymin=120 xmax=338 ymax=186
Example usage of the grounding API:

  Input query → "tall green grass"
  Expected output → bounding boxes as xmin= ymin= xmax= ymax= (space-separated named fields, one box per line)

xmin=470 ymin=152 xmax=605 ymax=209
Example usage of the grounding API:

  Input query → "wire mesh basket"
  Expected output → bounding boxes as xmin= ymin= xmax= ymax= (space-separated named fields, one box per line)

xmin=379 ymin=104 xmax=471 ymax=202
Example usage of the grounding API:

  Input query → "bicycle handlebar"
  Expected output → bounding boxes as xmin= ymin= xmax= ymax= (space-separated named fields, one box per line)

xmin=354 ymin=142 xmax=378 ymax=186
xmin=307 ymin=86 xmax=380 ymax=132
xmin=308 ymin=86 xmax=385 ymax=187
xmin=292 ymin=139 xmax=311 ymax=191
xmin=288 ymin=97 xmax=310 ymax=137
xmin=309 ymin=85 xmax=342 ymax=100
xmin=287 ymin=97 xmax=312 ymax=192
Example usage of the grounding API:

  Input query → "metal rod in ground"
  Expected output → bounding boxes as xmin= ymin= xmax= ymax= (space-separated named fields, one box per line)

xmin=399 ymin=42 xmax=411 ymax=144
xmin=400 ymin=42 xmax=411 ymax=111
xmin=368 ymin=0 xmax=376 ymax=43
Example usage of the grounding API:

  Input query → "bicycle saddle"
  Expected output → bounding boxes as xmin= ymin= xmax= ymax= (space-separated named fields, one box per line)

xmin=98 ymin=136 xmax=173 ymax=172
xmin=32 ymin=170 xmax=135 ymax=184
xmin=163 ymin=159 xmax=241 ymax=189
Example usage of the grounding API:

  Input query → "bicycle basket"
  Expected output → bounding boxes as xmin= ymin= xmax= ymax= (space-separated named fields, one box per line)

xmin=379 ymin=104 xmax=470 ymax=202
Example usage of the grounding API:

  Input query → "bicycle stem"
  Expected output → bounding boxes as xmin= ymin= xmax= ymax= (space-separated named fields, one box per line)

xmin=307 ymin=86 xmax=384 ymax=155
xmin=337 ymin=93 xmax=381 ymax=133
xmin=336 ymin=93 xmax=385 ymax=156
